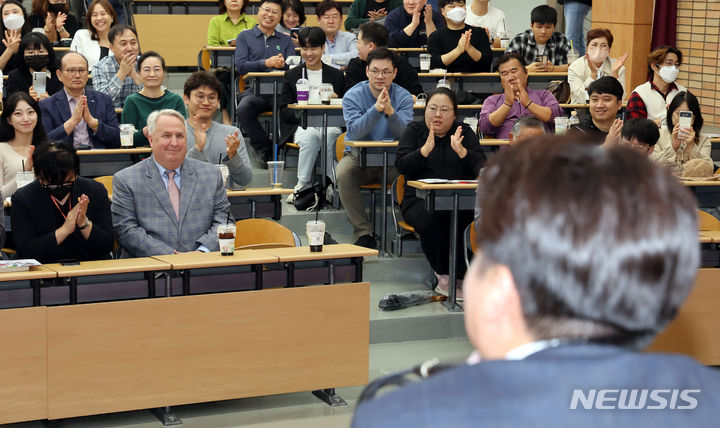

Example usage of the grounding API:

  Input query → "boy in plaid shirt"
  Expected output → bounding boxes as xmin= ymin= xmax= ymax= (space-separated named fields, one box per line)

xmin=506 ymin=5 xmax=570 ymax=72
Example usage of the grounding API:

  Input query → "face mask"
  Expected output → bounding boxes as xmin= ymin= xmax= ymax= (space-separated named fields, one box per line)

xmin=587 ymin=47 xmax=609 ymax=64
xmin=48 ymin=184 xmax=72 ymax=200
xmin=657 ymin=65 xmax=679 ymax=84
xmin=47 ymin=3 xmax=65 ymax=13
xmin=25 ymin=54 xmax=49 ymax=70
xmin=446 ymin=7 xmax=466 ymax=24
xmin=3 ymin=13 xmax=24 ymax=31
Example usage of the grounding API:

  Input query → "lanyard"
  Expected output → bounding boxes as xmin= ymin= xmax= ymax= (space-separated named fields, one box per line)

xmin=50 ymin=195 xmax=72 ymax=221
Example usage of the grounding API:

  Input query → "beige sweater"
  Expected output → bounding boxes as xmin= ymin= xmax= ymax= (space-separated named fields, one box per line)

xmin=650 ymin=127 xmax=712 ymax=172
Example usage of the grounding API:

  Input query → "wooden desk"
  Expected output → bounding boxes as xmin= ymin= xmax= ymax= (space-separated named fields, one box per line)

xmin=227 ymin=187 xmax=293 ymax=220
xmin=0 ymin=265 xmax=56 ymax=308
xmin=44 ymin=258 xmax=171 ymax=304
xmin=152 ymin=250 xmax=278 ymax=294
xmin=262 ymin=244 xmax=377 ymax=286
xmin=345 ymin=140 xmax=399 ymax=254
xmin=76 ymin=147 xmax=151 ymax=177
xmin=417 ymin=71 xmax=568 ymax=93
xmin=408 ymin=180 xmax=477 ymax=311
xmin=699 ymin=230 xmax=720 ymax=244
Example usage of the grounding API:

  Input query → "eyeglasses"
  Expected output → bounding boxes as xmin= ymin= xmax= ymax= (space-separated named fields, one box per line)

xmin=141 ymin=66 xmax=163 ymax=73
xmin=320 ymin=13 xmax=340 ymax=21
xmin=193 ymin=93 xmax=218 ymax=103
xmin=63 ymin=68 xmax=88 ymax=75
xmin=369 ymin=69 xmax=393 ymax=77
xmin=41 ymin=180 xmax=76 ymax=190
xmin=259 ymin=6 xmax=280 ymax=16
xmin=426 ymin=105 xmax=453 ymax=116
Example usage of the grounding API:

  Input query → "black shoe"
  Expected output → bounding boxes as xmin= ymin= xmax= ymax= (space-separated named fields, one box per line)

xmin=354 ymin=234 xmax=377 ymax=249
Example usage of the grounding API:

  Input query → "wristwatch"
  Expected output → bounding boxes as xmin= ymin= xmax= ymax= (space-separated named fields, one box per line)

xmin=78 ymin=218 xmax=90 ymax=230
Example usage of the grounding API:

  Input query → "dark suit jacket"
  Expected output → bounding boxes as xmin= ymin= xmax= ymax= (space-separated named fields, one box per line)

xmin=344 ymin=55 xmax=423 ymax=96
xmin=11 ymin=177 xmax=114 ymax=263
xmin=278 ymin=63 xmax=345 ymax=144
xmin=39 ymin=88 xmax=120 ymax=148
xmin=6 ymin=68 xmax=63 ymax=99
xmin=352 ymin=344 xmax=720 ymax=427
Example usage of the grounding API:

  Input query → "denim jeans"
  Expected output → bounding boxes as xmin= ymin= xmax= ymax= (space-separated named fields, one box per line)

xmin=564 ymin=2 xmax=592 ymax=56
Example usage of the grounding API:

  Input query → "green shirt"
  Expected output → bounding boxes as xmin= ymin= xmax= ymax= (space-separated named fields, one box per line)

xmin=207 ymin=13 xmax=258 ymax=46
xmin=121 ymin=91 xmax=187 ymax=146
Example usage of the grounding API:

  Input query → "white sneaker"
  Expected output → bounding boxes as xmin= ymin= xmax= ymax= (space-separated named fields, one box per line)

xmin=287 ymin=182 xmax=309 ymax=204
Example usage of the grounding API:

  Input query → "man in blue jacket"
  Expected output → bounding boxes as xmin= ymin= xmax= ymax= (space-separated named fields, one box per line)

xmin=40 ymin=51 xmax=120 ymax=149
xmin=353 ymin=137 xmax=720 ymax=426
xmin=338 ymin=48 xmax=413 ymax=249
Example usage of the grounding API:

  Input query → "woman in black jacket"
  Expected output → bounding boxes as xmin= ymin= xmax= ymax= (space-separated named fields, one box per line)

xmin=11 ymin=141 xmax=114 ymax=263
xmin=396 ymin=87 xmax=486 ymax=297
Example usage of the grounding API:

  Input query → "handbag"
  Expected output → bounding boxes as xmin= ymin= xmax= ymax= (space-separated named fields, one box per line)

xmin=547 ymin=80 xmax=571 ymax=104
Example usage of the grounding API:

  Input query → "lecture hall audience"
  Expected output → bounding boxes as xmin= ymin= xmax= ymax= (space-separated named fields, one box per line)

xmin=0 ymin=92 xmax=48 ymax=198
xmin=316 ymin=0 xmax=358 ymax=69
xmin=465 ymin=0 xmax=506 ymax=48
xmin=385 ymin=0 xmax=444 ymax=48
xmin=29 ymin=0 xmax=78 ymax=43
xmin=569 ymin=76 xmax=624 ymax=145
xmin=207 ymin=0 xmax=257 ymax=47
xmin=70 ymin=0 xmax=118 ymax=70
xmin=276 ymin=0 xmax=305 ymax=38
xmin=345 ymin=0 xmax=401 ymax=32
xmin=121 ymin=51 xmax=187 ymax=147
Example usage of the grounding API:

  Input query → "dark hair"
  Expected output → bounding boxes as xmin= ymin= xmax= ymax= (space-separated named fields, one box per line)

xmin=280 ymin=0 xmax=305 ymax=27
xmin=32 ymin=141 xmax=79 ymax=184
xmin=316 ymin=0 xmax=341 ymax=17
xmin=0 ymin=1 xmax=32 ymax=36
xmin=497 ymin=52 xmax=527 ymax=72
xmin=647 ymin=45 xmax=683 ymax=75
xmin=366 ymin=47 xmax=397 ymax=69
xmin=426 ymin=87 xmax=458 ymax=116
xmin=438 ymin=0 xmax=465 ymax=9
xmin=108 ymin=24 xmax=138 ymax=44
xmin=530 ymin=5 xmax=557 ymax=26
xmin=183 ymin=70 xmax=222 ymax=97
xmin=138 ymin=50 xmax=165 ymax=70
xmin=59 ymin=51 xmax=89 ymax=69
xmin=358 ymin=22 xmax=388 ymax=47
xmin=297 ymin=26 xmax=325 ymax=48
xmin=85 ymin=0 xmax=118 ymax=41
xmin=587 ymin=76 xmax=623 ymax=101
xmin=259 ymin=0 xmax=283 ymax=9
xmin=666 ymin=91 xmax=703 ymax=142
xmin=31 ymin=0 xmax=68 ymax=18
xmin=586 ymin=28 xmax=614 ymax=47
xmin=621 ymin=118 xmax=660 ymax=147
xmin=218 ymin=0 xmax=249 ymax=15
xmin=17 ymin=31 xmax=57 ymax=72
xmin=476 ymin=137 xmax=699 ymax=348
xmin=0 ymin=92 xmax=48 ymax=145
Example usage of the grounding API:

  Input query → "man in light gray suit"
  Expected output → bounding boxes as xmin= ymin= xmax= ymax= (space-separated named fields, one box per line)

xmin=112 ymin=109 xmax=233 ymax=257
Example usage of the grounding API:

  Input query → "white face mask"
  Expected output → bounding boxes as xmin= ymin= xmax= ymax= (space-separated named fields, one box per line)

xmin=3 ymin=13 xmax=24 ymax=31
xmin=657 ymin=65 xmax=679 ymax=84
xmin=446 ymin=7 xmax=466 ymax=24
xmin=587 ymin=47 xmax=609 ymax=64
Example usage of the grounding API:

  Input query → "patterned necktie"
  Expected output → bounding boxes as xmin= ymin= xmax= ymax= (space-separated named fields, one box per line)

xmin=165 ymin=170 xmax=180 ymax=221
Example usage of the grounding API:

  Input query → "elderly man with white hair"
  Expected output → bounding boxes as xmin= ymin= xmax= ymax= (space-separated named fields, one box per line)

xmin=111 ymin=109 xmax=232 ymax=257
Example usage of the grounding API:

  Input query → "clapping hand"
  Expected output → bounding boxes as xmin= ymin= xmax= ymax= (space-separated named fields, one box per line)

xmin=192 ymin=114 xmax=208 ymax=152
xmin=450 ymin=126 xmax=467 ymax=158
xmin=420 ymin=127 xmax=435 ymax=157
xmin=604 ymin=118 xmax=623 ymax=146
xmin=225 ymin=129 xmax=240 ymax=159
xmin=612 ymin=53 xmax=629 ymax=76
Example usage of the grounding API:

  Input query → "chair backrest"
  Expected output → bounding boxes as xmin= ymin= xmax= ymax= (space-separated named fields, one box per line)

xmin=335 ymin=132 xmax=346 ymax=161
xmin=394 ymin=174 xmax=406 ymax=205
xmin=699 ymin=210 xmax=720 ymax=231
xmin=469 ymin=221 xmax=477 ymax=254
xmin=234 ymin=218 xmax=297 ymax=249
xmin=94 ymin=175 xmax=113 ymax=197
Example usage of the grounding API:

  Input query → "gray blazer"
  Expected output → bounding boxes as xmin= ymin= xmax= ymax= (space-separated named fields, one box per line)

xmin=111 ymin=157 xmax=232 ymax=257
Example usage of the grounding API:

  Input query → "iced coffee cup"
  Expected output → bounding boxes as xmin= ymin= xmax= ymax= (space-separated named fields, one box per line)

xmin=218 ymin=224 xmax=236 ymax=256
xmin=306 ymin=220 xmax=325 ymax=252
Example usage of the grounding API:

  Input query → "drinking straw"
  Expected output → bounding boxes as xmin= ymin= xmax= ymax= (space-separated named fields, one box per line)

xmin=21 ymin=159 xmax=25 ymax=171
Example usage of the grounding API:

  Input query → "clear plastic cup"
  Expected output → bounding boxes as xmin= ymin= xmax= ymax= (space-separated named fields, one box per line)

xmin=218 ymin=223 xmax=236 ymax=256
xmin=419 ymin=53 xmax=431 ymax=72
xmin=119 ymin=124 xmax=135 ymax=147
xmin=16 ymin=171 xmax=34 ymax=189
xmin=306 ymin=220 xmax=325 ymax=252
xmin=554 ymin=117 xmax=569 ymax=134
xmin=296 ymin=78 xmax=309 ymax=105
xmin=217 ymin=164 xmax=229 ymax=187
xmin=320 ymin=83 xmax=334 ymax=104
xmin=267 ymin=161 xmax=284 ymax=188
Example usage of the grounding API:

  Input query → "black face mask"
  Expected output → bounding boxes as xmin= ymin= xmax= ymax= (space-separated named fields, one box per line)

xmin=44 ymin=182 xmax=74 ymax=200
xmin=25 ymin=54 xmax=49 ymax=71
xmin=48 ymin=3 xmax=65 ymax=13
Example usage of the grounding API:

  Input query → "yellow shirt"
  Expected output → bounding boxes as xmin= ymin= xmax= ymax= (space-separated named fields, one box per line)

xmin=207 ymin=13 xmax=258 ymax=46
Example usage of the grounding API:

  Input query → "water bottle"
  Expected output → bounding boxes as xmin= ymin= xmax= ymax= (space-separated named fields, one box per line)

xmin=568 ymin=111 xmax=580 ymax=128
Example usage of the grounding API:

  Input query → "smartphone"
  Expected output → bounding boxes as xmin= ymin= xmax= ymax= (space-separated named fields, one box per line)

xmin=536 ymin=54 xmax=547 ymax=64
xmin=59 ymin=259 xmax=80 ymax=266
xmin=678 ymin=110 xmax=693 ymax=128
xmin=290 ymin=28 xmax=300 ymax=37
xmin=32 ymin=71 xmax=46 ymax=95
xmin=226 ymin=38 xmax=236 ymax=47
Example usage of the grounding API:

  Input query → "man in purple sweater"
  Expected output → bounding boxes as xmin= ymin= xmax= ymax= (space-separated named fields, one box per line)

xmin=479 ymin=52 xmax=563 ymax=139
